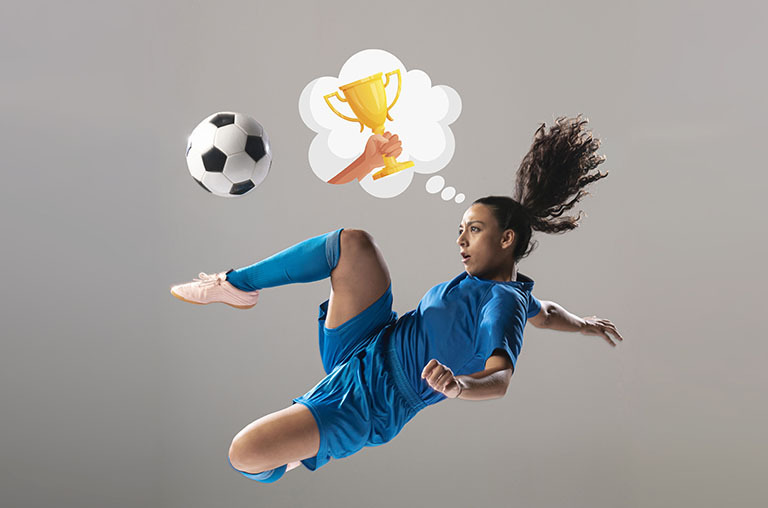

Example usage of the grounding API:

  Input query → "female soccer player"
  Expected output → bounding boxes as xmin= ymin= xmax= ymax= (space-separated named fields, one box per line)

xmin=170 ymin=115 xmax=624 ymax=483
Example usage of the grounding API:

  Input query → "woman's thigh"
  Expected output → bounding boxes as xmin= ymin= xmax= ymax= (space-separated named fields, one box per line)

xmin=228 ymin=403 xmax=320 ymax=474
xmin=325 ymin=229 xmax=391 ymax=329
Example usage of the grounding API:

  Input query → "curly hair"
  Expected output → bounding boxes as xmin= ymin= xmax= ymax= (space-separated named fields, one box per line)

xmin=474 ymin=114 xmax=609 ymax=262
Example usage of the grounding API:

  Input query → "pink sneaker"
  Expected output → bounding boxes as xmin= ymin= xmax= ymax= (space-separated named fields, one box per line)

xmin=170 ymin=272 xmax=260 ymax=309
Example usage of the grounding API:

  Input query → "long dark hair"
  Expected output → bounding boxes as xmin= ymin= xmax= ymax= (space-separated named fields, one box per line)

xmin=475 ymin=115 xmax=609 ymax=262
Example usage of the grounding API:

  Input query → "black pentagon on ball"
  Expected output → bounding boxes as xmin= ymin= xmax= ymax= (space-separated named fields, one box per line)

xmin=194 ymin=178 xmax=212 ymax=193
xmin=209 ymin=113 xmax=235 ymax=127
xmin=245 ymin=135 xmax=266 ymax=161
xmin=230 ymin=180 xmax=255 ymax=195
xmin=201 ymin=146 xmax=227 ymax=172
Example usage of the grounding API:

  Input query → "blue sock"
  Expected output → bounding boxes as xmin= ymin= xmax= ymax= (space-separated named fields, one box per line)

xmin=228 ymin=457 xmax=287 ymax=483
xmin=225 ymin=228 xmax=344 ymax=291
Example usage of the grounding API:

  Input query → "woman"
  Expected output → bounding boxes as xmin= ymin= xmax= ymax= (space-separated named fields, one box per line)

xmin=170 ymin=115 xmax=624 ymax=483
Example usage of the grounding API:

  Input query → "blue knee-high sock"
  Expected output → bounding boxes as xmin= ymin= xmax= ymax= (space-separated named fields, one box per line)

xmin=225 ymin=228 xmax=344 ymax=292
xmin=228 ymin=457 xmax=287 ymax=483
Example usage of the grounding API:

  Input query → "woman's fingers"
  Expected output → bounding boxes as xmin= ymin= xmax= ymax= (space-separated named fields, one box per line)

xmin=599 ymin=319 xmax=624 ymax=343
xmin=434 ymin=370 xmax=453 ymax=390
xmin=422 ymin=359 xmax=456 ymax=392
xmin=421 ymin=359 xmax=438 ymax=379
xmin=370 ymin=134 xmax=389 ymax=146
xmin=384 ymin=147 xmax=403 ymax=158
xmin=381 ymin=137 xmax=401 ymax=153
xmin=607 ymin=323 xmax=624 ymax=341
xmin=428 ymin=367 xmax=447 ymax=386
xmin=423 ymin=359 xmax=445 ymax=385
xmin=586 ymin=316 xmax=625 ymax=346
xmin=370 ymin=133 xmax=404 ymax=159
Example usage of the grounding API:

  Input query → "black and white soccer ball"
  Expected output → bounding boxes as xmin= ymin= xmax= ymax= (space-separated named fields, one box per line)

xmin=185 ymin=112 xmax=272 ymax=197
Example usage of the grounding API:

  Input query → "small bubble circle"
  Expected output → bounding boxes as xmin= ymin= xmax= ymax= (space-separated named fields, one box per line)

xmin=426 ymin=176 xmax=445 ymax=194
xmin=441 ymin=187 xmax=456 ymax=200
xmin=454 ymin=193 xmax=465 ymax=203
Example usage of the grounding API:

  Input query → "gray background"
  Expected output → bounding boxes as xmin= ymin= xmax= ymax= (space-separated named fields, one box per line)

xmin=2 ymin=1 xmax=766 ymax=507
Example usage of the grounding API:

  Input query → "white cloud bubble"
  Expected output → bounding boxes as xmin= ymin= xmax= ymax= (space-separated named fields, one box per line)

xmin=426 ymin=175 xmax=444 ymax=194
xmin=299 ymin=49 xmax=463 ymax=199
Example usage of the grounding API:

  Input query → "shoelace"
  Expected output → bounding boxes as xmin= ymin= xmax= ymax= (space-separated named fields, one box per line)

xmin=192 ymin=272 xmax=225 ymax=287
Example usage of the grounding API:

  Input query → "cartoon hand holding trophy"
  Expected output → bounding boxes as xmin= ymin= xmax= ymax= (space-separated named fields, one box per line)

xmin=325 ymin=69 xmax=414 ymax=184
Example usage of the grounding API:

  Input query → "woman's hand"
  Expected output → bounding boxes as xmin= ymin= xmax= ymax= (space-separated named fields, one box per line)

xmin=360 ymin=132 xmax=402 ymax=173
xmin=327 ymin=132 xmax=403 ymax=184
xmin=421 ymin=359 xmax=462 ymax=398
xmin=580 ymin=316 xmax=624 ymax=347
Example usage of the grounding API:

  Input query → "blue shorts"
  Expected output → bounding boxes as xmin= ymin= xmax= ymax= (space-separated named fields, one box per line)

xmin=291 ymin=283 xmax=427 ymax=471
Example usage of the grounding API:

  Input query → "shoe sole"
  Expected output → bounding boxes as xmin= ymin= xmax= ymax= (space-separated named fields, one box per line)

xmin=170 ymin=288 xmax=256 ymax=310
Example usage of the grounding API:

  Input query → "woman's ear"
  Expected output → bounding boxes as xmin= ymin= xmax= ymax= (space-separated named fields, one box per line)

xmin=501 ymin=229 xmax=516 ymax=249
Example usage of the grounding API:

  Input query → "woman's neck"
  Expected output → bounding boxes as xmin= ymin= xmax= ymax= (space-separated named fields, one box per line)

xmin=486 ymin=264 xmax=517 ymax=282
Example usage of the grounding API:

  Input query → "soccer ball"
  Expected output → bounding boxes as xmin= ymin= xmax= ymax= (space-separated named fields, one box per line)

xmin=185 ymin=112 xmax=272 ymax=197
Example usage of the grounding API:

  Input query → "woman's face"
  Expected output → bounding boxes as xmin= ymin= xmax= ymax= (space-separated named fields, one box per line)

xmin=456 ymin=204 xmax=516 ymax=281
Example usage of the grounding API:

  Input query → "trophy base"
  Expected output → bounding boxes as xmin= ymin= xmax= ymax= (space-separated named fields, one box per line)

xmin=372 ymin=160 xmax=414 ymax=180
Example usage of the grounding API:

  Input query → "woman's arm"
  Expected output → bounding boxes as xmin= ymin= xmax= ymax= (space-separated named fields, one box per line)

xmin=533 ymin=300 xmax=584 ymax=332
xmin=422 ymin=358 xmax=511 ymax=401
xmin=532 ymin=300 xmax=624 ymax=347
xmin=454 ymin=368 xmax=511 ymax=401
xmin=327 ymin=133 xmax=402 ymax=184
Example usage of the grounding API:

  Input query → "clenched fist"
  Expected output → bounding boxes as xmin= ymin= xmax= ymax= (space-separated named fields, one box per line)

xmin=421 ymin=359 xmax=462 ymax=399
xmin=327 ymin=132 xmax=403 ymax=184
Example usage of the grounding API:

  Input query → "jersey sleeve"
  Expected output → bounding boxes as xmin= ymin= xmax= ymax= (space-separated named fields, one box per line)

xmin=475 ymin=290 xmax=526 ymax=371
xmin=526 ymin=294 xmax=542 ymax=319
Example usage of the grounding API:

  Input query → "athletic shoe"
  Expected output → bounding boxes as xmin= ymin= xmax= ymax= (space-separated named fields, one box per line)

xmin=170 ymin=272 xmax=259 ymax=309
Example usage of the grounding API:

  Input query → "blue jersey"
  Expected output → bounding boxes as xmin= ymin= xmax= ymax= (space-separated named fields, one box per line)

xmin=288 ymin=271 xmax=541 ymax=474
xmin=388 ymin=271 xmax=541 ymax=406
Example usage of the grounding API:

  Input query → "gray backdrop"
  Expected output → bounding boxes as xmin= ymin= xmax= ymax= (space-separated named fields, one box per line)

xmin=2 ymin=1 xmax=766 ymax=507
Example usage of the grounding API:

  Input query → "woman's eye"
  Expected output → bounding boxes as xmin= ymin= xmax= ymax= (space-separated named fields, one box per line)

xmin=471 ymin=227 xmax=479 ymax=232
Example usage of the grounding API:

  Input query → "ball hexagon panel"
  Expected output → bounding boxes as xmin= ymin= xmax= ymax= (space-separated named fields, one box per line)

xmin=186 ymin=149 xmax=206 ymax=181
xmin=222 ymin=152 xmax=256 ymax=183
xmin=235 ymin=114 xmax=264 ymax=137
xmin=252 ymin=156 xmax=270 ymax=187
xmin=201 ymin=171 xmax=234 ymax=196
xmin=187 ymin=121 xmax=217 ymax=153
xmin=213 ymin=123 xmax=247 ymax=156
xmin=194 ymin=178 xmax=211 ymax=193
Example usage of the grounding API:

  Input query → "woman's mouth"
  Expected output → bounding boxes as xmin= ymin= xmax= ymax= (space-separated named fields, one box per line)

xmin=461 ymin=254 xmax=470 ymax=264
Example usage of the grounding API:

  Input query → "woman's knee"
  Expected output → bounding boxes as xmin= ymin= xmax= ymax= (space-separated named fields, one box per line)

xmin=228 ymin=433 xmax=267 ymax=473
xmin=340 ymin=228 xmax=376 ymax=254
xmin=334 ymin=228 xmax=390 ymax=285
xmin=228 ymin=422 xmax=280 ymax=473
xmin=227 ymin=405 xmax=320 ymax=473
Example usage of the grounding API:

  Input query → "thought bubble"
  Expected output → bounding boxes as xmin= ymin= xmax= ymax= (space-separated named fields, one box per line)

xmin=299 ymin=49 xmax=462 ymax=200
xmin=426 ymin=175 xmax=465 ymax=203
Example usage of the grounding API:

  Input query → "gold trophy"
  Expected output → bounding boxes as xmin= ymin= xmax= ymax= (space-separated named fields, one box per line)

xmin=324 ymin=70 xmax=414 ymax=180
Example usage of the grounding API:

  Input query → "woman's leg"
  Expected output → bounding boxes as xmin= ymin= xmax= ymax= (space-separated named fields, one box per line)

xmin=225 ymin=228 xmax=344 ymax=291
xmin=228 ymin=403 xmax=320 ymax=476
xmin=226 ymin=228 xmax=391 ymax=329
xmin=323 ymin=229 xmax=391 ymax=328
xmin=227 ymin=230 xmax=391 ymax=478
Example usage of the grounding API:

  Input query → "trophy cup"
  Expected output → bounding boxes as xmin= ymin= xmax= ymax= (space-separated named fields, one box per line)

xmin=324 ymin=70 xmax=414 ymax=180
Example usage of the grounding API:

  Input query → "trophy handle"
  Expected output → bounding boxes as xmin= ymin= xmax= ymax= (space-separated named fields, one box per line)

xmin=384 ymin=69 xmax=403 ymax=122
xmin=324 ymin=91 xmax=365 ymax=132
